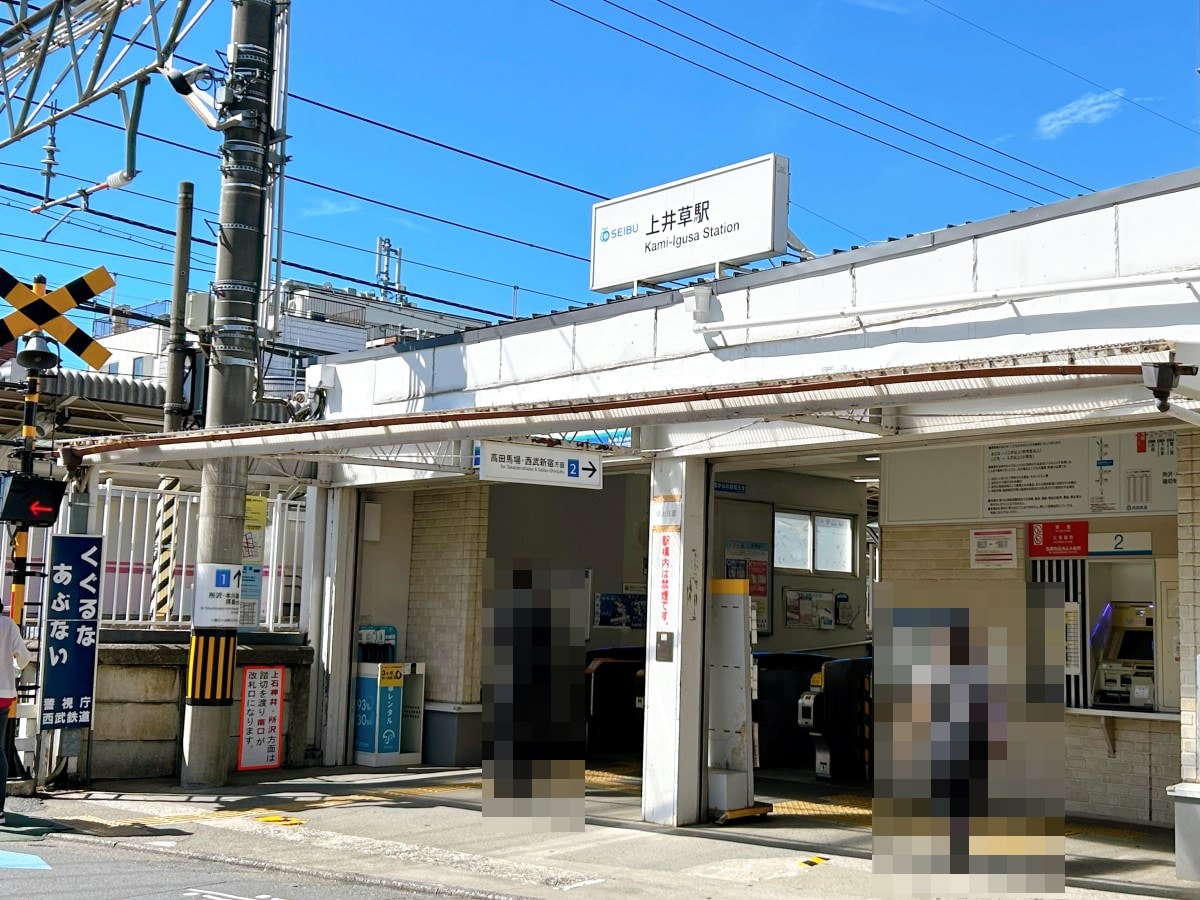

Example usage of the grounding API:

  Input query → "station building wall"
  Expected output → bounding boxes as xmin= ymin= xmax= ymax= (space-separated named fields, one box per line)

xmin=881 ymin=521 xmax=1179 ymax=826
xmin=486 ymin=472 xmax=650 ymax=651
xmin=711 ymin=470 xmax=870 ymax=653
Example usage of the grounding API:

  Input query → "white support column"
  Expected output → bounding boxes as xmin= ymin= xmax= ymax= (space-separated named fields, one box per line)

xmin=303 ymin=483 xmax=328 ymax=750
xmin=320 ymin=486 xmax=359 ymax=767
xmin=706 ymin=579 xmax=756 ymax=815
xmin=642 ymin=457 xmax=707 ymax=826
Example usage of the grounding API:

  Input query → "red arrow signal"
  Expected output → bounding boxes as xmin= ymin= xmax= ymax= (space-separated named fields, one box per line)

xmin=29 ymin=500 xmax=54 ymax=517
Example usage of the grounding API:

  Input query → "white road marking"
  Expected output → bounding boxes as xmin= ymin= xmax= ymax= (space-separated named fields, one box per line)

xmin=559 ymin=878 xmax=605 ymax=890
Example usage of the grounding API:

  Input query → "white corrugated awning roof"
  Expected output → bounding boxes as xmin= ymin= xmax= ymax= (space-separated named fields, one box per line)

xmin=58 ymin=343 xmax=1173 ymax=468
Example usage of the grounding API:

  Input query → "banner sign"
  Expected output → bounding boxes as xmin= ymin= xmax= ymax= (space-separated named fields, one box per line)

xmin=238 ymin=665 xmax=284 ymax=770
xmin=41 ymin=535 xmax=102 ymax=731
xmin=1027 ymin=520 xmax=1089 ymax=558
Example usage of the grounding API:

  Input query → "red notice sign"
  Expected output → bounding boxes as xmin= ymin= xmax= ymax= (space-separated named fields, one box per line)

xmin=1027 ymin=520 xmax=1089 ymax=558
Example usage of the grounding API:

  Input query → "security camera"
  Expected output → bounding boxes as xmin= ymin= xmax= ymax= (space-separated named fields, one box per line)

xmin=161 ymin=63 xmax=212 ymax=96
xmin=158 ymin=62 xmax=245 ymax=132
xmin=1142 ymin=362 xmax=1179 ymax=413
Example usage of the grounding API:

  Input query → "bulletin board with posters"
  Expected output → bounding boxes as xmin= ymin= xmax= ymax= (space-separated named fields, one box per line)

xmin=238 ymin=665 xmax=285 ymax=770
xmin=724 ymin=540 xmax=771 ymax=634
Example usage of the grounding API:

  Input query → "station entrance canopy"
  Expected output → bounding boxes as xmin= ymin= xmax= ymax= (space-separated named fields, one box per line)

xmin=57 ymin=345 xmax=1174 ymax=474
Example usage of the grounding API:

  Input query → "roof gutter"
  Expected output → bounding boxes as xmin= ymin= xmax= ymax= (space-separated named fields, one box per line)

xmin=60 ymin=362 xmax=1162 ymax=468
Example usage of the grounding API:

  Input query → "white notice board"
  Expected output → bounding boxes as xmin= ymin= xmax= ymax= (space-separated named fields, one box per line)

xmin=885 ymin=430 xmax=1177 ymax=524
xmin=193 ymin=562 xmax=242 ymax=628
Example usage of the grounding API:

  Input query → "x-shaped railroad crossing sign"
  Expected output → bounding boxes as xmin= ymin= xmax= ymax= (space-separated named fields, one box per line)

xmin=0 ymin=266 xmax=113 ymax=370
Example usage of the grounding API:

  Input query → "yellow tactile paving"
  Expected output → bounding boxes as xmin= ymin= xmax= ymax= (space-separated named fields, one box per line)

xmin=55 ymin=781 xmax=486 ymax=830
xmin=51 ymin=781 xmax=1152 ymax=849
xmin=1063 ymin=822 xmax=1146 ymax=841
xmin=770 ymin=794 xmax=873 ymax=829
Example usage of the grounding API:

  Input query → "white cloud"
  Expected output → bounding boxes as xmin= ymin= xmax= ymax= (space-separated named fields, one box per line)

xmin=1036 ymin=89 xmax=1124 ymax=139
xmin=298 ymin=197 xmax=361 ymax=219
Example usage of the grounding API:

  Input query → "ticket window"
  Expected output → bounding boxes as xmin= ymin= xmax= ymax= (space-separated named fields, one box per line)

xmin=1086 ymin=559 xmax=1177 ymax=712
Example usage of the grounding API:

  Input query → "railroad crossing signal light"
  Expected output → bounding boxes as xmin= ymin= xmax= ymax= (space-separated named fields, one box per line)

xmin=0 ymin=266 xmax=114 ymax=370
xmin=0 ymin=472 xmax=66 ymax=526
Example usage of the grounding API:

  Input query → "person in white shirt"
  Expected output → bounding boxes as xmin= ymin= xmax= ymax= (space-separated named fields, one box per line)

xmin=0 ymin=613 xmax=31 ymax=826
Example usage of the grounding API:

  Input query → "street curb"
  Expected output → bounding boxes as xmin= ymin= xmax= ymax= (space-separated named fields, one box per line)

xmin=46 ymin=831 xmax=534 ymax=900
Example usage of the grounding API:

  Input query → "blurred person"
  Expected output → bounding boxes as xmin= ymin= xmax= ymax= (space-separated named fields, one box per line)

xmin=0 ymin=611 xmax=31 ymax=826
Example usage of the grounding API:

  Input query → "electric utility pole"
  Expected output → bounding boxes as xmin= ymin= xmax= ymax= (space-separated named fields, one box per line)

xmin=181 ymin=0 xmax=277 ymax=788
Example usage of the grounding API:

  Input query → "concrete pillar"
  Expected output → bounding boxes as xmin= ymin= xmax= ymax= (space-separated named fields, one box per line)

xmin=319 ymin=487 xmax=359 ymax=766
xmin=642 ymin=457 xmax=707 ymax=826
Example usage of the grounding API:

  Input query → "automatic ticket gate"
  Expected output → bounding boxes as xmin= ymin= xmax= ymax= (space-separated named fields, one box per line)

xmin=798 ymin=656 xmax=872 ymax=782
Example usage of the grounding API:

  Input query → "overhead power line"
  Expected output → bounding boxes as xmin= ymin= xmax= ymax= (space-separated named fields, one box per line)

xmin=68 ymin=112 xmax=591 ymax=265
xmin=919 ymin=0 xmax=1200 ymax=137
xmin=547 ymin=0 xmax=1042 ymax=204
xmin=0 ymin=195 xmax=215 ymax=268
xmin=286 ymin=175 xmax=591 ymax=264
xmin=289 ymin=95 xmax=608 ymax=201
xmin=0 ymin=227 xmax=204 ymax=269
xmin=648 ymin=0 xmax=1093 ymax=193
xmin=0 ymin=243 xmax=440 ymax=361
xmin=789 ymin=202 xmax=869 ymax=243
xmin=1 ymin=159 xmax=586 ymax=306
xmin=0 ymin=182 xmax=515 ymax=321
xmin=596 ymin=0 xmax=1072 ymax=199
xmin=0 ymin=244 xmax=177 ymax=288
xmin=111 ymin=33 xmax=876 ymax=250
xmin=283 ymin=227 xmax=583 ymax=306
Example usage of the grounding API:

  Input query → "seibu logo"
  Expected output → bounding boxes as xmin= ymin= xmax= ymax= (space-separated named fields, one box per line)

xmin=599 ymin=224 xmax=638 ymax=243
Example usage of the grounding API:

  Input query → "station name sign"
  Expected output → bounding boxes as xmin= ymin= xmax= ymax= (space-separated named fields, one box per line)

xmin=589 ymin=153 xmax=790 ymax=293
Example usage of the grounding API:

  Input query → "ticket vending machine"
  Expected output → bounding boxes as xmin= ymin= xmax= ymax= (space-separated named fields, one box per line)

xmin=1091 ymin=601 xmax=1156 ymax=709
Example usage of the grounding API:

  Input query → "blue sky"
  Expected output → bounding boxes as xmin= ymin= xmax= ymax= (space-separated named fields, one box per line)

xmin=0 ymin=0 xmax=1197 ymax=367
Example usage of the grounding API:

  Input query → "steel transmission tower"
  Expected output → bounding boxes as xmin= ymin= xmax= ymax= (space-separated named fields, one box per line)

xmin=0 ymin=1 xmax=209 ymax=204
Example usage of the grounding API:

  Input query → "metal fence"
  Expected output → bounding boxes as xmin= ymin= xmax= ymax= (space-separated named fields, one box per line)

xmin=0 ymin=484 xmax=307 ymax=633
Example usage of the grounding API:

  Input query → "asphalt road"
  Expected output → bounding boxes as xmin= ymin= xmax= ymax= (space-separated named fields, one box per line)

xmin=0 ymin=837 xmax=444 ymax=900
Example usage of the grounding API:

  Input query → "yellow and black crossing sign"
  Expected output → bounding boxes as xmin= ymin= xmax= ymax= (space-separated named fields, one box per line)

xmin=0 ymin=266 xmax=114 ymax=370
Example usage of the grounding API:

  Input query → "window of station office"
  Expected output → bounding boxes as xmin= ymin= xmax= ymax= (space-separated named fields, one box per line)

xmin=773 ymin=510 xmax=855 ymax=575
xmin=1070 ymin=555 xmax=1180 ymax=715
